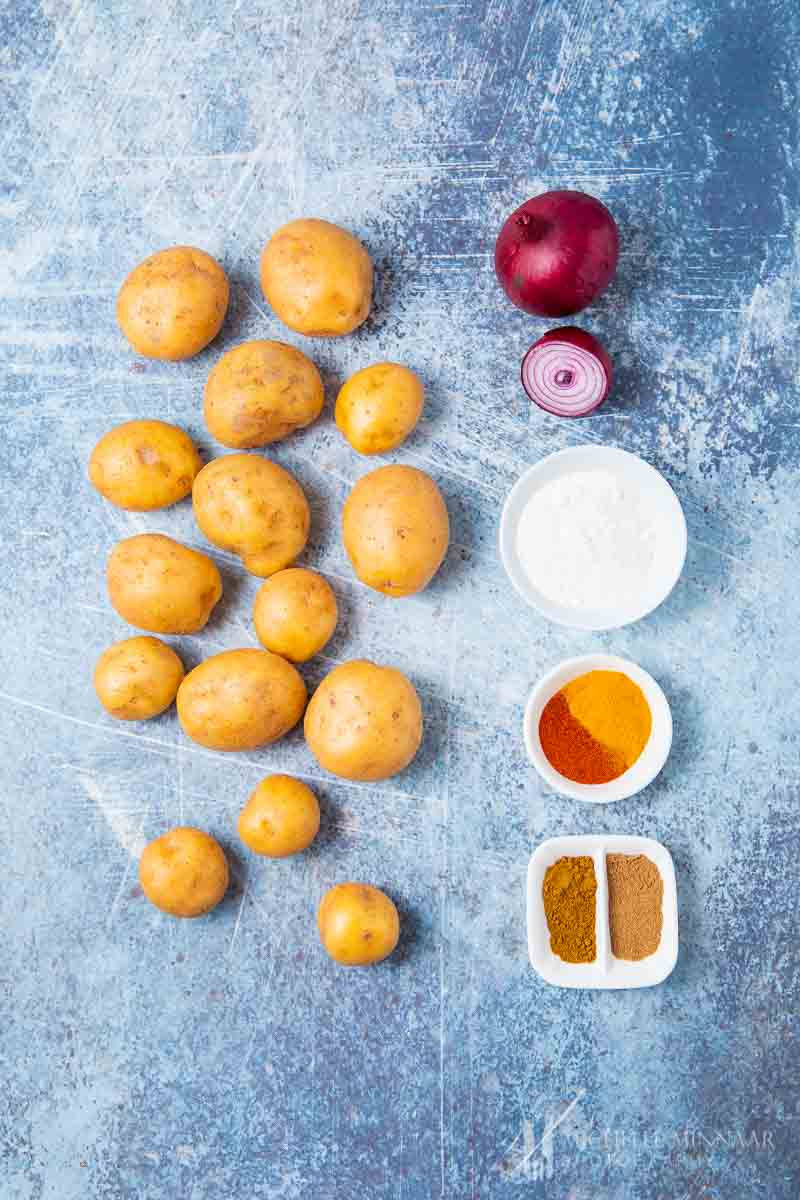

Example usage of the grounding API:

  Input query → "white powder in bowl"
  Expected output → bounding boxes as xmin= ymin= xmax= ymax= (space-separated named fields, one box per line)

xmin=515 ymin=469 xmax=672 ymax=612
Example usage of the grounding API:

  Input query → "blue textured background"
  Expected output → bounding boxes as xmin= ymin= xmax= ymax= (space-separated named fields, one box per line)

xmin=1 ymin=2 xmax=798 ymax=1197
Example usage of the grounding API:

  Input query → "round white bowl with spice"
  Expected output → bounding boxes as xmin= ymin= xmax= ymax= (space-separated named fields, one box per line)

xmin=523 ymin=653 xmax=672 ymax=803
xmin=499 ymin=444 xmax=687 ymax=631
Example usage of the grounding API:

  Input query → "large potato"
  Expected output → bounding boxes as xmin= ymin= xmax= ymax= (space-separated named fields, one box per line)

xmin=107 ymin=534 xmax=222 ymax=634
xmin=192 ymin=453 xmax=310 ymax=578
xmin=252 ymin=568 xmax=338 ymax=663
xmin=88 ymin=419 xmax=202 ymax=510
xmin=177 ymin=648 xmax=307 ymax=751
xmin=139 ymin=827 xmax=229 ymax=918
xmin=335 ymin=363 xmax=424 ymax=455
xmin=304 ymin=659 xmax=422 ymax=781
xmin=94 ymin=636 xmax=184 ymax=721
xmin=204 ymin=340 xmax=324 ymax=449
xmin=260 ymin=218 xmax=372 ymax=337
xmin=342 ymin=464 xmax=449 ymax=597
xmin=116 ymin=246 xmax=229 ymax=360
xmin=317 ymin=883 xmax=400 ymax=966
xmin=238 ymin=774 xmax=320 ymax=857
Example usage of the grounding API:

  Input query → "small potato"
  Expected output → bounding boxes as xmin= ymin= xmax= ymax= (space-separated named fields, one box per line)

xmin=116 ymin=246 xmax=229 ymax=360
xmin=88 ymin=419 xmax=202 ymax=510
xmin=304 ymin=659 xmax=422 ymax=782
xmin=238 ymin=774 xmax=320 ymax=857
xmin=139 ymin=827 xmax=229 ymax=918
xmin=260 ymin=218 xmax=372 ymax=337
xmin=317 ymin=883 xmax=400 ymax=966
xmin=204 ymin=340 xmax=324 ymax=449
xmin=177 ymin=648 xmax=307 ymax=752
xmin=94 ymin=636 xmax=184 ymax=721
xmin=342 ymin=464 xmax=449 ymax=597
xmin=252 ymin=568 xmax=337 ymax=663
xmin=192 ymin=453 xmax=310 ymax=578
xmin=335 ymin=363 xmax=424 ymax=455
xmin=107 ymin=534 xmax=222 ymax=634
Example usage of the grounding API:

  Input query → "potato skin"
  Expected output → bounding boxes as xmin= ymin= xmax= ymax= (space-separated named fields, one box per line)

xmin=204 ymin=340 xmax=324 ymax=449
xmin=88 ymin=419 xmax=202 ymax=510
xmin=252 ymin=568 xmax=337 ymax=663
xmin=139 ymin=827 xmax=229 ymax=918
xmin=237 ymin=774 xmax=320 ymax=857
xmin=304 ymin=659 xmax=422 ymax=781
xmin=317 ymin=883 xmax=400 ymax=966
xmin=116 ymin=246 xmax=229 ymax=360
xmin=192 ymin=453 xmax=310 ymax=578
xmin=177 ymin=648 xmax=307 ymax=752
xmin=260 ymin=218 xmax=372 ymax=337
xmin=107 ymin=534 xmax=222 ymax=634
xmin=335 ymin=363 xmax=424 ymax=455
xmin=94 ymin=636 xmax=184 ymax=721
xmin=342 ymin=464 xmax=449 ymax=597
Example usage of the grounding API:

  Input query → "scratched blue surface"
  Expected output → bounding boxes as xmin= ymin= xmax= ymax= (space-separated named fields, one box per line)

xmin=1 ymin=2 xmax=799 ymax=1197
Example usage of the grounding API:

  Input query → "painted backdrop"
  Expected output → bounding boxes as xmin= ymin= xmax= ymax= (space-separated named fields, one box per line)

xmin=1 ymin=1 xmax=798 ymax=1197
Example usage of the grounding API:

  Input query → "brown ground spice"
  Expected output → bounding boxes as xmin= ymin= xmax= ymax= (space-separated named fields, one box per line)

xmin=542 ymin=855 xmax=597 ymax=963
xmin=606 ymin=853 xmax=663 ymax=961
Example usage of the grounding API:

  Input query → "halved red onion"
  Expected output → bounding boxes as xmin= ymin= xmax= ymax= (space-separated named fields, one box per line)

xmin=521 ymin=326 xmax=613 ymax=418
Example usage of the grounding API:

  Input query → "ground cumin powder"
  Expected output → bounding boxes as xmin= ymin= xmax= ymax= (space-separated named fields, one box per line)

xmin=542 ymin=855 xmax=597 ymax=963
xmin=606 ymin=853 xmax=663 ymax=960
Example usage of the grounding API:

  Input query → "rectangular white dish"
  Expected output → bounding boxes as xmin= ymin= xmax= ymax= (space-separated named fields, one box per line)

xmin=527 ymin=834 xmax=678 ymax=989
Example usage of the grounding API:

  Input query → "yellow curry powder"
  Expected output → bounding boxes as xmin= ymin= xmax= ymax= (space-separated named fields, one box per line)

xmin=542 ymin=855 xmax=597 ymax=963
xmin=539 ymin=670 xmax=652 ymax=785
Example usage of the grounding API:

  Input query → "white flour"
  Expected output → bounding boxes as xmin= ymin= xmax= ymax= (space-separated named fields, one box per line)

xmin=515 ymin=469 xmax=669 ymax=611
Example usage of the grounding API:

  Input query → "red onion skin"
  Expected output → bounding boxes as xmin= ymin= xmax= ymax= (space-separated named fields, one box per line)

xmin=495 ymin=191 xmax=619 ymax=317
xmin=521 ymin=326 xmax=613 ymax=417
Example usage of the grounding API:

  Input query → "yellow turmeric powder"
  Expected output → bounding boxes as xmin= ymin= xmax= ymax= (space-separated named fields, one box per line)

xmin=539 ymin=670 xmax=652 ymax=785
xmin=542 ymin=855 xmax=597 ymax=963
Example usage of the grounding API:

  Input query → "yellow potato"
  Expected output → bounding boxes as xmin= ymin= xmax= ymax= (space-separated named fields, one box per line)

xmin=304 ymin=659 xmax=422 ymax=781
xmin=107 ymin=533 xmax=222 ymax=634
xmin=252 ymin=568 xmax=337 ymax=663
xmin=139 ymin=827 xmax=229 ymax=918
xmin=192 ymin=453 xmax=310 ymax=578
xmin=317 ymin=883 xmax=400 ymax=966
xmin=94 ymin=636 xmax=184 ymax=721
xmin=88 ymin=419 xmax=202 ymax=510
xmin=204 ymin=339 xmax=324 ymax=449
xmin=116 ymin=246 xmax=229 ymax=360
xmin=260 ymin=218 xmax=372 ymax=337
xmin=177 ymin=648 xmax=307 ymax=751
xmin=342 ymin=464 xmax=449 ymax=597
xmin=237 ymin=774 xmax=320 ymax=857
xmin=335 ymin=363 xmax=424 ymax=455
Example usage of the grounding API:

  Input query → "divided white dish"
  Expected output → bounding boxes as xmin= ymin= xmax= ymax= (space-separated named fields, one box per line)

xmin=498 ymin=444 xmax=687 ymax=631
xmin=527 ymin=834 xmax=679 ymax=989
xmin=523 ymin=653 xmax=673 ymax=804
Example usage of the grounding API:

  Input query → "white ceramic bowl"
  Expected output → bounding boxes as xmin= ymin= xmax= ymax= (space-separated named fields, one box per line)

xmin=498 ymin=444 xmax=687 ymax=631
xmin=527 ymin=834 xmax=679 ymax=989
xmin=523 ymin=653 xmax=672 ymax=803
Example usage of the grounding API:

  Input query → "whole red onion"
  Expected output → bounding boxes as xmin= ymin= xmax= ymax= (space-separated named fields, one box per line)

xmin=495 ymin=190 xmax=619 ymax=317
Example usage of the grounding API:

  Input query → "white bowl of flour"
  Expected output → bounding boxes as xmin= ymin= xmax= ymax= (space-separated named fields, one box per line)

xmin=499 ymin=445 xmax=687 ymax=630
